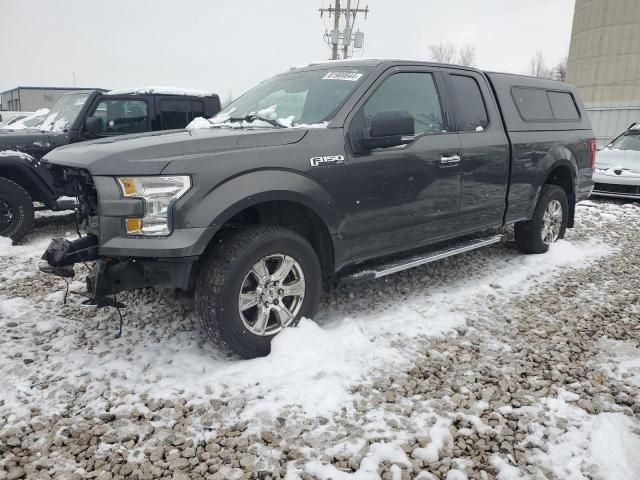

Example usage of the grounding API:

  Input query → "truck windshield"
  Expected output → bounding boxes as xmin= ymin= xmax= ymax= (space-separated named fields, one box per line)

xmin=211 ymin=66 xmax=372 ymax=128
xmin=33 ymin=93 xmax=90 ymax=132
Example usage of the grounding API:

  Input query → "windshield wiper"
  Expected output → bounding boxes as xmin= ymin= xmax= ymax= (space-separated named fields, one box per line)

xmin=228 ymin=114 xmax=287 ymax=128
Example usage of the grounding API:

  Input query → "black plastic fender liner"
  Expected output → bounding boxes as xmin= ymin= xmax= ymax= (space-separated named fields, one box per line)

xmin=41 ymin=235 xmax=99 ymax=268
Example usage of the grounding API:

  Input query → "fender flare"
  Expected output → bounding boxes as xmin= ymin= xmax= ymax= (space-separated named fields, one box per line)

xmin=182 ymin=169 xmax=342 ymax=250
xmin=537 ymin=146 xmax=579 ymax=226
xmin=541 ymin=146 xmax=578 ymax=191
xmin=0 ymin=156 xmax=57 ymax=204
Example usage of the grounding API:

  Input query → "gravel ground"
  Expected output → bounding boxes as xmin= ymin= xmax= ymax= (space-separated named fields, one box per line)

xmin=0 ymin=201 xmax=639 ymax=480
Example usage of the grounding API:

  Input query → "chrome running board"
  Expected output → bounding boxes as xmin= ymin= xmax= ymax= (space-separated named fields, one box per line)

xmin=341 ymin=234 xmax=503 ymax=283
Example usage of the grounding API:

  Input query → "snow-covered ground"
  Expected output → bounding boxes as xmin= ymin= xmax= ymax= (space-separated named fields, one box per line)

xmin=1 ymin=201 xmax=639 ymax=480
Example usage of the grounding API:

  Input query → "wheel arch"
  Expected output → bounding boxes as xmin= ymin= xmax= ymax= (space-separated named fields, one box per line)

xmin=188 ymin=170 xmax=343 ymax=278
xmin=0 ymin=157 xmax=56 ymax=204
xmin=541 ymin=151 xmax=578 ymax=228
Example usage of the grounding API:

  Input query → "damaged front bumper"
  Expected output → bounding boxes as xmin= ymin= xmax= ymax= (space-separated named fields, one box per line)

xmin=40 ymin=234 xmax=197 ymax=300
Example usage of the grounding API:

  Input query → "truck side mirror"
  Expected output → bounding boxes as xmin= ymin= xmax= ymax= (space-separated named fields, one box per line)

xmin=84 ymin=116 xmax=103 ymax=138
xmin=354 ymin=111 xmax=415 ymax=153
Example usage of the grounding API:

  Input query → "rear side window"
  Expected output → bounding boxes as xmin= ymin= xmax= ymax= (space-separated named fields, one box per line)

xmin=192 ymin=100 xmax=205 ymax=118
xmin=512 ymin=87 xmax=553 ymax=121
xmin=160 ymin=100 xmax=192 ymax=129
xmin=450 ymin=75 xmax=489 ymax=132
xmin=548 ymin=91 xmax=580 ymax=120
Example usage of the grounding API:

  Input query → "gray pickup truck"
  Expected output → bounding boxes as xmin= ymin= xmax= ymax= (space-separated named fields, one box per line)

xmin=41 ymin=60 xmax=595 ymax=357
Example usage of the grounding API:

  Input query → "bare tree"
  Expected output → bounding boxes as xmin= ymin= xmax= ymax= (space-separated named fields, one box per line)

xmin=458 ymin=45 xmax=476 ymax=67
xmin=430 ymin=42 xmax=456 ymax=64
xmin=529 ymin=51 xmax=551 ymax=79
xmin=222 ymin=89 xmax=234 ymax=108
xmin=552 ymin=55 xmax=568 ymax=82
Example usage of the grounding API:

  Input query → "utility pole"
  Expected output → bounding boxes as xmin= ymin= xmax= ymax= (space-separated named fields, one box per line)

xmin=342 ymin=0 xmax=352 ymax=60
xmin=332 ymin=0 xmax=341 ymax=60
xmin=319 ymin=0 xmax=369 ymax=60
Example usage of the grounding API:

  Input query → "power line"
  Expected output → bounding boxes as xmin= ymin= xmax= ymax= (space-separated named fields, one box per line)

xmin=319 ymin=0 xmax=369 ymax=60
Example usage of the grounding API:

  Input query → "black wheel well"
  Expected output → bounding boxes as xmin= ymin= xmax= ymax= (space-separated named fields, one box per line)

xmin=0 ymin=166 xmax=45 ymax=203
xmin=208 ymin=200 xmax=335 ymax=278
xmin=544 ymin=164 xmax=575 ymax=227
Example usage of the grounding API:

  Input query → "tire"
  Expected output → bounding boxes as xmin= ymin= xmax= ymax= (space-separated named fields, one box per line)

xmin=195 ymin=226 xmax=322 ymax=358
xmin=0 ymin=177 xmax=34 ymax=243
xmin=514 ymin=185 xmax=569 ymax=254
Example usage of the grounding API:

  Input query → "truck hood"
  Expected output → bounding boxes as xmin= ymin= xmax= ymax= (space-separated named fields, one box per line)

xmin=0 ymin=130 xmax=67 ymax=160
xmin=42 ymin=127 xmax=308 ymax=175
xmin=595 ymin=148 xmax=640 ymax=173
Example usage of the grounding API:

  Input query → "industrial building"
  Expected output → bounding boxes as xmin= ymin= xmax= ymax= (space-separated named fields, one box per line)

xmin=566 ymin=0 xmax=640 ymax=145
xmin=0 ymin=86 xmax=100 ymax=112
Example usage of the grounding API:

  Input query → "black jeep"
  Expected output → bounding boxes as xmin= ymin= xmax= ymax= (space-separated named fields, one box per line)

xmin=0 ymin=88 xmax=220 ymax=241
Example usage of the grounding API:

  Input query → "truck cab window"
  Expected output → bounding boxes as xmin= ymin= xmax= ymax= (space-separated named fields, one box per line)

xmin=450 ymin=75 xmax=489 ymax=131
xmin=362 ymin=73 xmax=446 ymax=135
xmin=90 ymin=99 xmax=148 ymax=135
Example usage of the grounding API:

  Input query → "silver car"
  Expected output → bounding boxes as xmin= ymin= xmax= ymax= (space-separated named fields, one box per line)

xmin=592 ymin=123 xmax=640 ymax=199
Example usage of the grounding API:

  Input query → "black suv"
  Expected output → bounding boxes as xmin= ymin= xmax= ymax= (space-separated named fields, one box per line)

xmin=41 ymin=60 xmax=595 ymax=357
xmin=0 ymin=88 xmax=220 ymax=241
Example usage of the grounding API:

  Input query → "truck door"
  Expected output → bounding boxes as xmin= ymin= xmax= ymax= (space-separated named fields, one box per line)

xmin=441 ymin=70 xmax=510 ymax=230
xmin=344 ymin=67 xmax=463 ymax=261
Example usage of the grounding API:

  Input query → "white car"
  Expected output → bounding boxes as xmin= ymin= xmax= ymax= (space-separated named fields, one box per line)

xmin=0 ymin=108 xmax=49 ymax=130
xmin=0 ymin=111 xmax=32 ymax=127
xmin=592 ymin=123 xmax=640 ymax=200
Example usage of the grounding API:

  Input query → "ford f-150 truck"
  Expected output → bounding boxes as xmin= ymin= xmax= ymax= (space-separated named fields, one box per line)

xmin=40 ymin=60 xmax=595 ymax=358
xmin=0 ymin=87 xmax=221 ymax=241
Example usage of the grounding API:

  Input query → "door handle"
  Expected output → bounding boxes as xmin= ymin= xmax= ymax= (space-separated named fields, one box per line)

xmin=440 ymin=154 xmax=461 ymax=166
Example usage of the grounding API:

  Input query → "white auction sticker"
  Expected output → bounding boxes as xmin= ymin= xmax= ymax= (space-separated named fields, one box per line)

xmin=322 ymin=72 xmax=364 ymax=81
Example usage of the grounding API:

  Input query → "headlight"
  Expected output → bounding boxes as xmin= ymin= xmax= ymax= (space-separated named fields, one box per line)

xmin=117 ymin=175 xmax=191 ymax=236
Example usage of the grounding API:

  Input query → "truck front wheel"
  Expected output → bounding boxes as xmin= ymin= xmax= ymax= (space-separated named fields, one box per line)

xmin=0 ymin=177 xmax=34 ymax=243
xmin=195 ymin=226 xmax=322 ymax=358
xmin=514 ymin=184 xmax=569 ymax=254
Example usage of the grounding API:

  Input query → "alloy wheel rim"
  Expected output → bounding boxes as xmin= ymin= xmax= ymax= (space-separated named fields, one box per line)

xmin=541 ymin=199 xmax=562 ymax=245
xmin=238 ymin=254 xmax=305 ymax=336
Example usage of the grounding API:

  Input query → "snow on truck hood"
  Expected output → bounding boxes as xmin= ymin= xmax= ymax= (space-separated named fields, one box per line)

xmin=595 ymin=148 xmax=640 ymax=174
xmin=42 ymin=127 xmax=307 ymax=176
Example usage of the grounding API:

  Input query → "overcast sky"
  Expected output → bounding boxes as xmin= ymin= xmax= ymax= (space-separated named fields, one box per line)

xmin=0 ymin=0 xmax=575 ymax=99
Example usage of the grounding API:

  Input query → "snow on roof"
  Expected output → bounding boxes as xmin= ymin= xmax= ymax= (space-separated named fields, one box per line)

xmin=106 ymin=86 xmax=215 ymax=97
xmin=290 ymin=58 xmax=387 ymax=69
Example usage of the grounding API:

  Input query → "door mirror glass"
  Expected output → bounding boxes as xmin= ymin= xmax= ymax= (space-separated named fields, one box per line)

xmin=84 ymin=116 xmax=103 ymax=137
xmin=355 ymin=110 xmax=415 ymax=152
xmin=370 ymin=110 xmax=415 ymax=138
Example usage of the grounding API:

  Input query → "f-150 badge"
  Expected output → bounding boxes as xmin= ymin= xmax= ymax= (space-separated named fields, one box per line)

xmin=310 ymin=155 xmax=345 ymax=167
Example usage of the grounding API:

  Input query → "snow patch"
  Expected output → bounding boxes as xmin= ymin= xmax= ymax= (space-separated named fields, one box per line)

xmin=304 ymin=442 xmax=409 ymax=480
xmin=536 ymin=393 xmax=640 ymax=480
xmin=490 ymin=455 xmax=525 ymax=480
xmin=106 ymin=86 xmax=215 ymax=97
